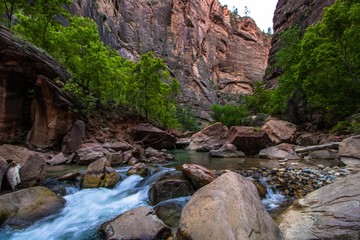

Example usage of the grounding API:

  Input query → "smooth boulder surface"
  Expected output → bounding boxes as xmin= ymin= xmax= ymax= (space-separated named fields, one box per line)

xmin=0 ymin=186 xmax=65 ymax=228
xmin=277 ymin=172 xmax=360 ymax=240
xmin=209 ymin=143 xmax=245 ymax=158
xmin=259 ymin=143 xmax=300 ymax=160
xmin=18 ymin=155 xmax=46 ymax=189
xmin=177 ymin=172 xmax=281 ymax=240
xmin=339 ymin=135 xmax=360 ymax=159
xmin=101 ymin=206 xmax=171 ymax=240
xmin=262 ymin=119 xmax=297 ymax=144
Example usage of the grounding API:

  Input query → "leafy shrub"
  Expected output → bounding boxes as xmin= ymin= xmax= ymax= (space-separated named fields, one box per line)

xmin=211 ymin=104 xmax=248 ymax=127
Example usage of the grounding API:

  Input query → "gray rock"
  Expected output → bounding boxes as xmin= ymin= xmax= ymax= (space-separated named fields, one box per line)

xmin=278 ymin=172 xmax=360 ymax=239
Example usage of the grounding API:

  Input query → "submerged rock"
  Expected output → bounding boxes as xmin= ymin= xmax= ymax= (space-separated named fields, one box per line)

xmin=277 ymin=172 xmax=360 ymax=239
xmin=127 ymin=163 xmax=149 ymax=177
xmin=101 ymin=206 xmax=171 ymax=240
xmin=0 ymin=186 xmax=65 ymax=228
xmin=177 ymin=172 xmax=281 ymax=239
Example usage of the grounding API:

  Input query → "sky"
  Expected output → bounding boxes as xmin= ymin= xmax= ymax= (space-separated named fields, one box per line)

xmin=219 ymin=0 xmax=278 ymax=32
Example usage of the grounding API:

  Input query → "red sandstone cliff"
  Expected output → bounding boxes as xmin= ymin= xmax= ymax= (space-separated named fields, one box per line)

xmin=72 ymin=0 xmax=270 ymax=120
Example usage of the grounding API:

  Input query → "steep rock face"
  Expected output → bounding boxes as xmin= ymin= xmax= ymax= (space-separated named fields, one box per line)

xmin=0 ymin=27 xmax=75 ymax=148
xmin=72 ymin=0 xmax=270 ymax=119
xmin=265 ymin=0 xmax=335 ymax=87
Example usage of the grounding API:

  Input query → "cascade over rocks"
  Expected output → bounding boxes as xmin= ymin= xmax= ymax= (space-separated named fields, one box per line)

xmin=277 ymin=172 xmax=360 ymax=239
xmin=0 ymin=27 xmax=76 ymax=149
xmin=0 ymin=186 xmax=65 ymax=228
xmin=177 ymin=172 xmax=282 ymax=240
xmin=72 ymin=0 xmax=270 ymax=119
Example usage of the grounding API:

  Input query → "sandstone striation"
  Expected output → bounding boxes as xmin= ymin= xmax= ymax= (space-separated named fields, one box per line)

xmin=72 ymin=0 xmax=270 ymax=120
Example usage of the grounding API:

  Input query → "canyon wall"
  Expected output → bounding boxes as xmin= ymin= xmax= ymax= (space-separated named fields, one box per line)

xmin=72 ymin=0 xmax=270 ymax=120
xmin=265 ymin=0 xmax=335 ymax=88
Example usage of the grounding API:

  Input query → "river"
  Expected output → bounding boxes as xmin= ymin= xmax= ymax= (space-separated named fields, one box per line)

xmin=0 ymin=150 xmax=287 ymax=239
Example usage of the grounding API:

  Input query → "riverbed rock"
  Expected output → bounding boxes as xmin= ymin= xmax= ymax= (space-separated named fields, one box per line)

xmin=0 ymin=186 xmax=65 ymax=228
xmin=259 ymin=143 xmax=300 ymax=160
xmin=262 ymin=119 xmax=297 ymax=145
xmin=131 ymin=123 xmax=176 ymax=150
xmin=149 ymin=171 xmax=194 ymax=205
xmin=101 ymin=206 xmax=171 ymax=240
xmin=61 ymin=120 xmax=85 ymax=155
xmin=103 ymin=141 xmax=133 ymax=152
xmin=76 ymin=143 xmax=110 ymax=165
xmin=188 ymin=122 xmax=228 ymax=152
xmin=181 ymin=164 xmax=217 ymax=190
xmin=82 ymin=157 xmax=120 ymax=188
xmin=144 ymin=147 xmax=175 ymax=163
xmin=209 ymin=143 xmax=245 ymax=158
xmin=309 ymin=149 xmax=339 ymax=160
xmin=127 ymin=163 xmax=149 ymax=177
xmin=277 ymin=172 xmax=360 ymax=239
xmin=226 ymin=126 xmax=271 ymax=155
xmin=177 ymin=172 xmax=282 ymax=240
xmin=0 ymin=157 xmax=8 ymax=190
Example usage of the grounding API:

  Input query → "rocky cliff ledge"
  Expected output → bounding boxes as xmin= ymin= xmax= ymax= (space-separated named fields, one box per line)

xmin=0 ymin=27 xmax=75 ymax=148
xmin=265 ymin=0 xmax=335 ymax=87
xmin=72 ymin=0 xmax=270 ymax=120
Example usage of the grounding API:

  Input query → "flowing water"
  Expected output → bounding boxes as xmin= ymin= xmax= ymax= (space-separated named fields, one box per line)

xmin=0 ymin=150 xmax=289 ymax=239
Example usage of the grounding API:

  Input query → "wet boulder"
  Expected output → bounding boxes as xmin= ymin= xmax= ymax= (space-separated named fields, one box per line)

xmin=144 ymin=147 xmax=175 ymax=163
xmin=177 ymin=172 xmax=281 ymax=239
xmin=101 ymin=206 xmax=171 ymax=240
xmin=61 ymin=120 xmax=85 ymax=155
xmin=181 ymin=164 xmax=217 ymax=189
xmin=131 ymin=123 xmax=176 ymax=150
xmin=278 ymin=172 xmax=360 ymax=239
xmin=188 ymin=122 xmax=228 ymax=152
xmin=149 ymin=171 xmax=194 ymax=205
xmin=154 ymin=197 xmax=190 ymax=227
xmin=17 ymin=155 xmax=46 ymax=189
xmin=82 ymin=157 xmax=120 ymax=188
xmin=0 ymin=186 xmax=65 ymax=228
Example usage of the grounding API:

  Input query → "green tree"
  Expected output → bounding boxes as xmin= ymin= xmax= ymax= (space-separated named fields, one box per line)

xmin=0 ymin=0 xmax=25 ymax=28
xmin=211 ymin=104 xmax=248 ymax=127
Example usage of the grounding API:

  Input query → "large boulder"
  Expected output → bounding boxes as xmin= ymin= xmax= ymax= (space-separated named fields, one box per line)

xmin=61 ymin=120 xmax=85 ymax=155
xmin=209 ymin=143 xmax=245 ymax=158
xmin=262 ymin=119 xmax=297 ymax=145
xmin=0 ymin=186 xmax=65 ymax=228
xmin=181 ymin=164 xmax=217 ymax=190
xmin=149 ymin=171 xmax=194 ymax=205
xmin=277 ymin=172 xmax=360 ymax=239
xmin=226 ymin=126 xmax=271 ymax=155
xmin=101 ymin=206 xmax=172 ymax=240
xmin=188 ymin=122 xmax=228 ymax=152
xmin=144 ymin=147 xmax=175 ymax=163
xmin=131 ymin=123 xmax=176 ymax=150
xmin=339 ymin=135 xmax=360 ymax=159
xmin=81 ymin=157 xmax=120 ymax=188
xmin=177 ymin=172 xmax=282 ymax=240
xmin=17 ymin=155 xmax=46 ymax=189
xmin=127 ymin=163 xmax=149 ymax=177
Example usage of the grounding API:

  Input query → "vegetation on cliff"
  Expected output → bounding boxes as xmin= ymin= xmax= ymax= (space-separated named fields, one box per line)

xmin=0 ymin=0 xmax=187 ymax=129
xmin=245 ymin=0 xmax=360 ymax=133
